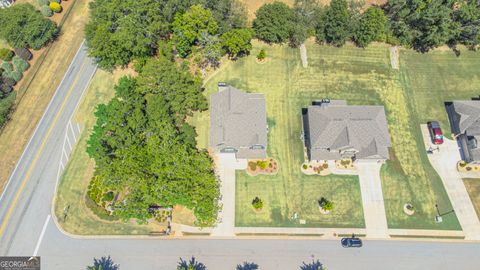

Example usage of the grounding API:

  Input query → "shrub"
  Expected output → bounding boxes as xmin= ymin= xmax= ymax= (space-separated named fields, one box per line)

xmin=49 ymin=2 xmax=62 ymax=13
xmin=466 ymin=166 xmax=472 ymax=171
xmin=257 ymin=160 xmax=268 ymax=170
xmin=12 ymin=56 xmax=29 ymax=72
xmin=252 ymin=197 xmax=263 ymax=210
xmin=302 ymin=164 xmax=308 ymax=170
xmin=14 ymin=48 xmax=32 ymax=61
xmin=0 ymin=61 xmax=13 ymax=73
xmin=40 ymin=5 xmax=53 ymax=17
xmin=257 ymin=49 xmax=266 ymax=60
xmin=322 ymin=163 xmax=328 ymax=169
xmin=37 ymin=0 xmax=49 ymax=5
xmin=0 ymin=49 xmax=14 ymax=61
xmin=102 ymin=191 xmax=114 ymax=202
xmin=2 ymin=77 xmax=16 ymax=87
xmin=459 ymin=161 xmax=467 ymax=168
xmin=248 ymin=161 xmax=257 ymax=171
xmin=319 ymin=197 xmax=334 ymax=211
xmin=5 ymin=70 xmax=23 ymax=82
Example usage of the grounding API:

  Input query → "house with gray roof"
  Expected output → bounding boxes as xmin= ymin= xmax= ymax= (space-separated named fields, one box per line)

xmin=0 ymin=0 xmax=13 ymax=8
xmin=302 ymin=100 xmax=391 ymax=162
xmin=446 ymin=100 xmax=480 ymax=164
xmin=210 ymin=83 xmax=267 ymax=159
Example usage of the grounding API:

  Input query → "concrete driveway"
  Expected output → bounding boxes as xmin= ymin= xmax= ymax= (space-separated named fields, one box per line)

xmin=356 ymin=162 xmax=389 ymax=239
xmin=211 ymin=153 xmax=246 ymax=236
xmin=421 ymin=124 xmax=480 ymax=240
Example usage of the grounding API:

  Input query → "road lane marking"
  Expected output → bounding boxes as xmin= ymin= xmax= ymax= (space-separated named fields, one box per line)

xmin=0 ymin=57 xmax=88 ymax=237
xmin=33 ymin=215 xmax=50 ymax=256
xmin=68 ymin=121 xmax=77 ymax=142
xmin=0 ymin=41 xmax=86 ymax=204
xmin=65 ymin=131 xmax=72 ymax=151
xmin=76 ymin=123 xmax=81 ymax=133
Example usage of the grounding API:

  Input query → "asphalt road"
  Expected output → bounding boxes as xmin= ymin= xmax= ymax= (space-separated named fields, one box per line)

xmin=0 ymin=42 xmax=480 ymax=270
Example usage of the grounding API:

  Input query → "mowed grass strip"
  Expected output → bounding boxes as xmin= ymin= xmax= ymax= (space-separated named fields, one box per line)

xmin=463 ymin=179 xmax=480 ymax=220
xmin=193 ymin=40 xmax=464 ymax=230
xmin=54 ymin=68 xmax=166 ymax=235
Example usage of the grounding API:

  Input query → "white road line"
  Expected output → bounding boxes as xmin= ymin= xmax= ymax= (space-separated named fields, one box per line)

xmin=68 ymin=121 xmax=77 ymax=142
xmin=33 ymin=215 xmax=50 ymax=256
xmin=76 ymin=123 xmax=81 ymax=134
xmin=62 ymin=149 xmax=68 ymax=161
xmin=65 ymin=132 xmax=72 ymax=151
xmin=0 ymin=41 xmax=86 ymax=204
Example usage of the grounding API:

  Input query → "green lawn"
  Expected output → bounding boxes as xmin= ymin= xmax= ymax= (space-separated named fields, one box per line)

xmin=192 ymin=40 xmax=467 ymax=230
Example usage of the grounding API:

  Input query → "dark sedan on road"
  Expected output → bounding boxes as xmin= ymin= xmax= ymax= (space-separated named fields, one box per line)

xmin=341 ymin=237 xmax=363 ymax=248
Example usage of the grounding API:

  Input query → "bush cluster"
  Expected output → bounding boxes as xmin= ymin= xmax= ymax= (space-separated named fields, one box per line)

xmin=0 ymin=49 xmax=14 ymax=61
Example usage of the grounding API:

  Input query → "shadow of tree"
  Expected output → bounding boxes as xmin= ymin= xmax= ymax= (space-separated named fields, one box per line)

xmin=236 ymin=261 xmax=259 ymax=270
xmin=300 ymin=259 xmax=325 ymax=270
xmin=87 ymin=256 xmax=119 ymax=270
xmin=177 ymin=257 xmax=206 ymax=270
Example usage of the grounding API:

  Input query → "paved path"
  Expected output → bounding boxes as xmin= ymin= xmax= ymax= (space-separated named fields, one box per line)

xmin=421 ymin=124 xmax=480 ymax=240
xmin=211 ymin=154 xmax=246 ymax=236
xmin=357 ymin=162 xmax=389 ymax=238
xmin=299 ymin=43 xmax=308 ymax=68
xmin=0 ymin=41 xmax=97 ymax=255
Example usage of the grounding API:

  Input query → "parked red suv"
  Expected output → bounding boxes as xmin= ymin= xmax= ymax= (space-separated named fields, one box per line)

xmin=427 ymin=121 xmax=444 ymax=145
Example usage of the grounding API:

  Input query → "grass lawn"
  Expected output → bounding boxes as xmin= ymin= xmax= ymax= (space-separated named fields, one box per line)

xmin=53 ymin=68 xmax=169 ymax=235
xmin=463 ymin=179 xmax=480 ymax=219
xmin=192 ymin=39 xmax=467 ymax=230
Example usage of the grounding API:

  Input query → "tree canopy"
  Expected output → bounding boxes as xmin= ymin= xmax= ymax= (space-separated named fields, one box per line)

xmin=87 ymin=57 xmax=219 ymax=226
xmin=319 ymin=0 xmax=351 ymax=46
xmin=173 ymin=5 xmax=219 ymax=57
xmin=0 ymin=4 xmax=58 ymax=50
xmin=385 ymin=0 xmax=456 ymax=52
xmin=253 ymin=1 xmax=294 ymax=44
xmin=221 ymin=28 xmax=253 ymax=58
xmin=354 ymin=7 xmax=388 ymax=47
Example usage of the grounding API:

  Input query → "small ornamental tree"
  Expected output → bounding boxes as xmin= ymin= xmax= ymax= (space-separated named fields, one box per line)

xmin=49 ymin=2 xmax=62 ymax=13
xmin=257 ymin=49 xmax=266 ymax=60
xmin=319 ymin=197 xmax=333 ymax=211
xmin=0 ymin=49 xmax=14 ymax=61
xmin=40 ymin=5 xmax=53 ymax=17
xmin=252 ymin=197 xmax=263 ymax=210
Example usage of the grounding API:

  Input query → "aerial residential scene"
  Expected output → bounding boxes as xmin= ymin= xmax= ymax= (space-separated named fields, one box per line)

xmin=0 ymin=0 xmax=480 ymax=269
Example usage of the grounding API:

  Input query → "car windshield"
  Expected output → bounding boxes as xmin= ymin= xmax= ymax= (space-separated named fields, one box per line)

xmin=435 ymin=134 xmax=443 ymax=139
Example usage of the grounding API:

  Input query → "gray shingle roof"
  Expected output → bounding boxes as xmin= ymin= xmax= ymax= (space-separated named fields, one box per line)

xmin=210 ymin=85 xmax=267 ymax=159
xmin=305 ymin=101 xmax=391 ymax=161
xmin=446 ymin=100 xmax=480 ymax=162
xmin=448 ymin=101 xmax=480 ymax=135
